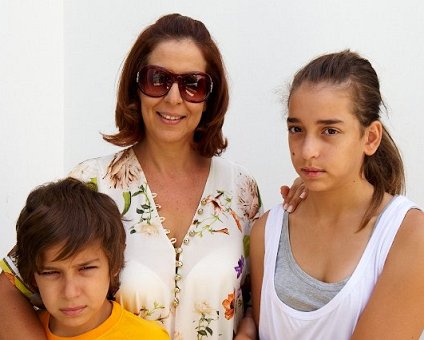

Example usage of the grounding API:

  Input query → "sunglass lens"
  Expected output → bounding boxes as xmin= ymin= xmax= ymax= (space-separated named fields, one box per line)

xmin=141 ymin=68 xmax=170 ymax=97
xmin=180 ymin=74 xmax=210 ymax=103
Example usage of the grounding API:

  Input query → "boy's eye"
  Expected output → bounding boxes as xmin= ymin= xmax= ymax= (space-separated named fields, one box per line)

xmin=80 ymin=265 xmax=97 ymax=271
xmin=40 ymin=271 xmax=59 ymax=276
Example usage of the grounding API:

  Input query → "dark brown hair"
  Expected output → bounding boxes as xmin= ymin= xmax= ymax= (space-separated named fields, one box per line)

xmin=288 ymin=50 xmax=405 ymax=229
xmin=103 ymin=13 xmax=229 ymax=157
xmin=15 ymin=177 xmax=126 ymax=296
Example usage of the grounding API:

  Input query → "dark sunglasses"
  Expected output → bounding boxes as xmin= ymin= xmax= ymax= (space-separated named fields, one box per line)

xmin=136 ymin=65 xmax=213 ymax=103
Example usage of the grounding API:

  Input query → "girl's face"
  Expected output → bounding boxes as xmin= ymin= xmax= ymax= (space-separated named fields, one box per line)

xmin=287 ymin=82 xmax=372 ymax=193
xmin=139 ymin=38 xmax=207 ymax=148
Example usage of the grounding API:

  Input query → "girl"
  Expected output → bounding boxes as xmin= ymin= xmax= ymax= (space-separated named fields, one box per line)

xmin=251 ymin=50 xmax=424 ymax=339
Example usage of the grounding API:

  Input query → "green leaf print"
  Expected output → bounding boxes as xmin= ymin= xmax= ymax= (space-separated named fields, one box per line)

xmin=121 ymin=191 xmax=131 ymax=216
xmin=84 ymin=178 xmax=98 ymax=192
xmin=243 ymin=235 xmax=250 ymax=258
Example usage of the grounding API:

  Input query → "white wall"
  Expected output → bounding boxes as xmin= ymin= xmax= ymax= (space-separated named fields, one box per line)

xmin=0 ymin=1 xmax=64 ymax=256
xmin=2 ymin=0 xmax=424 ymax=251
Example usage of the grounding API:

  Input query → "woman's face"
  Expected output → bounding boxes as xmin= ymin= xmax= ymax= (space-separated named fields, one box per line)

xmin=139 ymin=39 xmax=208 ymax=148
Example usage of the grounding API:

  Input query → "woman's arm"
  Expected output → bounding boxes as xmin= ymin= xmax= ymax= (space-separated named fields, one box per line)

xmin=0 ymin=273 xmax=46 ymax=340
xmin=351 ymin=209 xmax=424 ymax=339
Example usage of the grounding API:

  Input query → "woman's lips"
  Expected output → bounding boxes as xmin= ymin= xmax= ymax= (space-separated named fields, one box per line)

xmin=157 ymin=111 xmax=184 ymax=122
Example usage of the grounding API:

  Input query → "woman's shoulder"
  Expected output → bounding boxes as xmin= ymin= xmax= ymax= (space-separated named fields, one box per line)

xmin=212 ymin=156 xmax=258 ymax=184
xmin=68 ymin=147 xmax=139 ymax=185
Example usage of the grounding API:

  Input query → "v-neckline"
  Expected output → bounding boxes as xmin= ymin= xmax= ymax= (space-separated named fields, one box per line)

xmin=129 ymin=147 xmax=215 ymax=249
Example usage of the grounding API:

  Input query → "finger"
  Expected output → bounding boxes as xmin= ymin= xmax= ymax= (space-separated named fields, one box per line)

xmin=280 ymin=186 xmax=290 ymax=201
xmin=283 ymin=178 xmax=307 ymax=213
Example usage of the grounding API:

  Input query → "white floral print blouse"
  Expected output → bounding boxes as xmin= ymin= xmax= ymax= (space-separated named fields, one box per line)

xmin=1 ymin=147 xmax=262 ymax=340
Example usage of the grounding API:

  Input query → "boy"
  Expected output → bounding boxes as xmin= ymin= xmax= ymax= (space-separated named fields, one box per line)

xmin=12 ymin=177 xmax=169 ymax=339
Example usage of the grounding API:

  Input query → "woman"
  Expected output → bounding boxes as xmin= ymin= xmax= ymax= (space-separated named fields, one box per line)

xmin=251 ymin=50 xmax=424 ymax=339
xmin=0 ymin=14 xmax=302 ymax=339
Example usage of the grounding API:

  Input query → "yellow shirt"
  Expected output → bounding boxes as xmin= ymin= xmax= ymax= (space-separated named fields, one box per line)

xmin=39 ymin=301 xmax=169 ymax=339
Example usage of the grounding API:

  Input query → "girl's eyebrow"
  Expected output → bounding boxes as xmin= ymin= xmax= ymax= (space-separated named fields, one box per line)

xmin=287 ymin=117 xmax=344 ymax=125
xmin=316 ymin=119 xmax=344 ymax=125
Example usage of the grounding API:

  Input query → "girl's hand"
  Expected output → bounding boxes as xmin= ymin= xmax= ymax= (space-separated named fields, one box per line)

xmin=281 ymin=177 xmax=307 ymax=213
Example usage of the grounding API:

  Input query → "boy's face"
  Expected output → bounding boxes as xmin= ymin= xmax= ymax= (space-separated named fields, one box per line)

xmin=34 ymin=240 xmax=112 ymax=337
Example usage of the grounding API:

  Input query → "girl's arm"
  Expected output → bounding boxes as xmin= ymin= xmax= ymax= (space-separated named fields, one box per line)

xmin=250 ymin=212 xmax=268 ymax=328
xmin=0 ymin=273 xmax=46 ymax=340
xmin=235 ymin=213 xmax=268 ymax=340
xmin=351 ymin=209 xmax=424 ymax=339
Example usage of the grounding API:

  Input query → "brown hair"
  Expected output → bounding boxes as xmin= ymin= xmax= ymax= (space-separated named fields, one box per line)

xmin=288 ymin=50 xmax=405 ymax=229
xmin=15 ymin=177 xmax=126 ymax=296
xmin=103 ymin=13 xmax=229 ymax=157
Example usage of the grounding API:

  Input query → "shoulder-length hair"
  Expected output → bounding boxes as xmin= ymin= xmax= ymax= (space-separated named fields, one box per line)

xmin=103 ymin=13 xmax=229 ymax=157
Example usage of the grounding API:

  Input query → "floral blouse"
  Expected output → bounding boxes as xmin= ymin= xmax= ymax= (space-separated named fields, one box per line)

xmin=1 ymin=147 xmax=262 ymax=340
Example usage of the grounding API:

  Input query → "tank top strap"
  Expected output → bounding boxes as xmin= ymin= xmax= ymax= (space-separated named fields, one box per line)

xmin=264 ymin=204 xmax=286 ymax=264
xmin=370 ymin=195 xmax=421 ymax=271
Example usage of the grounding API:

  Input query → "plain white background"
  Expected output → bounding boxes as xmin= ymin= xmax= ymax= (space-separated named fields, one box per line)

xmin=1 ymin=1 xmax=424 ymax=263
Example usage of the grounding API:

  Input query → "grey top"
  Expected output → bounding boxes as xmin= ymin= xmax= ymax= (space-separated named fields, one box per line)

xmin=274 ymin=212 xmax=349 ymax=312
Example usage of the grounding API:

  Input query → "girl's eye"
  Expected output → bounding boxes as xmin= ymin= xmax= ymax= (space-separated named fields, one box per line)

xmin=323 ymin=128 xmax=339 ymax=135
xmin=80 ymin=266 xmax=97 ymax=272
xmin=288 ymin=126 xmax=302 ymax=133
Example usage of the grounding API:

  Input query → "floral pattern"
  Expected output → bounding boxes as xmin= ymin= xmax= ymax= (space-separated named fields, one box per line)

xmin=139 ymin=301 xmax=168 ymax=324
xmin=128 ymin=183 xmax=160 ymax=235
xmin=194 ymin=302 xmax=220 ymax=339
xmin=234 ymin=256 xmax=245 ymax=279
xmin=222 ymin=292 xmax=235 ymax=320
xmin=104 ymin=148 xmax=142 ymax=189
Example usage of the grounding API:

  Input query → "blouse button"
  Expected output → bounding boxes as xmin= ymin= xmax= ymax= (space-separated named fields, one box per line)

xmin=183 ymin=238 xmax=190 ymax=245
xmin=175 ymin=247 xmax=183 ymax=254
xmin=189 ymin=230 xmax=196 ymax=237
xmin=175 ymin=274 xmax=182 ymax=281
xmin=176 ymin=260 xmax=183 ymax=267
xmin=173 ymin=297 xmax=179 ymax=308
xmin=201 ymin=198 xmax=207 ymax=205
xmin=197 ymin=208 xmax=204 ymax=215
xmin=174 ymin=287 xmax=180 ymax=294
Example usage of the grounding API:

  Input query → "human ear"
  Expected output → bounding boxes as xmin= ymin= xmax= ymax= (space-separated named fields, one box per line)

xmin=364 ymin=121 xmax=383 ymax=156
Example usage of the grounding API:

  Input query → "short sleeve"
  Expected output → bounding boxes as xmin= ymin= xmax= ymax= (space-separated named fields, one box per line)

xmin=0 ymin=250 xmax=43 ymax=306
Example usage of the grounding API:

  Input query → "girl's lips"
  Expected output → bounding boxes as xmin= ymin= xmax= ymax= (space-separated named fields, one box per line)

xmin=301 ymin=167 xmax=325 ymax=177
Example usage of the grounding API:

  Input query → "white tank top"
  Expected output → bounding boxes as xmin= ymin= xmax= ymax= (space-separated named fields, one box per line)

xmin=259 ymin=196 xmax=419 ymax=340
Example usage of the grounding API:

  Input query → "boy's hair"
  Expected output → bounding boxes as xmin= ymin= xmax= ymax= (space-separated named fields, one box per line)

xmin=15 ymin=177 xmax=126 ymax=296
